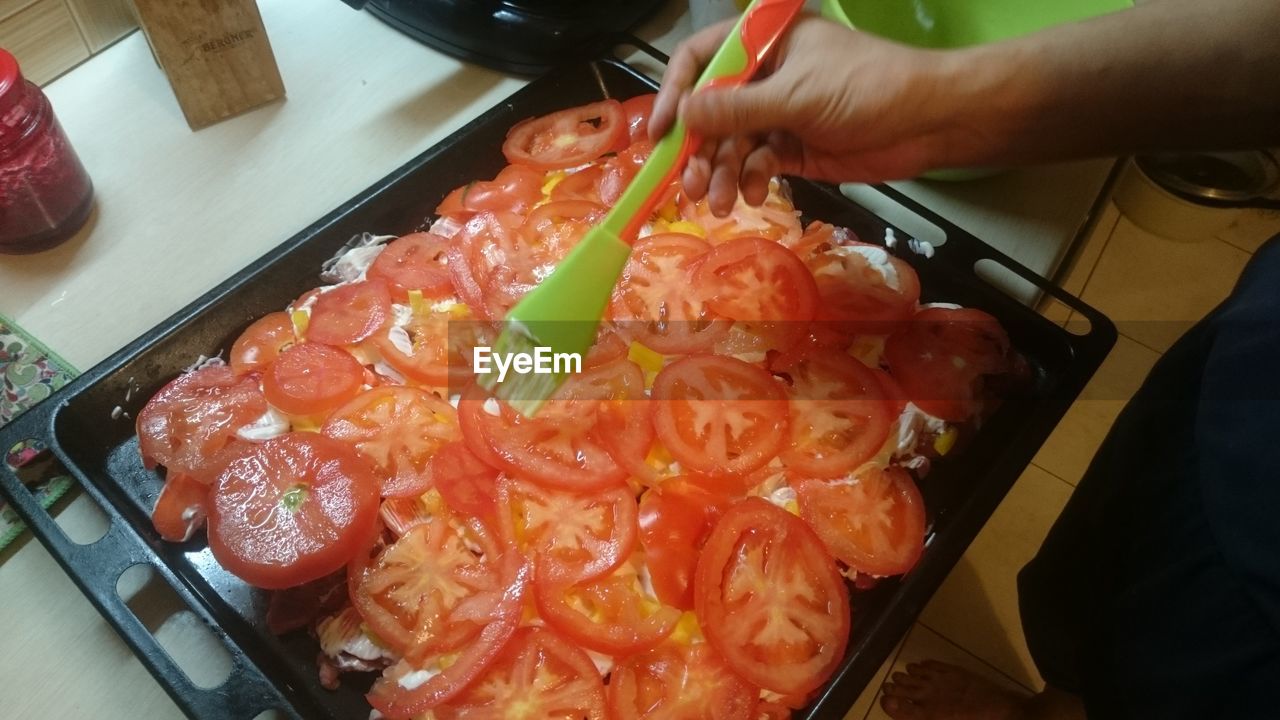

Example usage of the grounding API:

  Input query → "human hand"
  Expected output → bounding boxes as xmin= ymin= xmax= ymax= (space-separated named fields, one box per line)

xmin=650 ymin=15 xmax=1005 ymax=215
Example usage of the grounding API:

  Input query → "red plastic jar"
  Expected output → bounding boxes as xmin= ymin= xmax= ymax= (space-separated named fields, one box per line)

xmin=0 ymin=47 xmax=93 ymax=254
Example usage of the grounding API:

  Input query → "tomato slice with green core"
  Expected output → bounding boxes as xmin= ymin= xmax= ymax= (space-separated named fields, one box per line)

xmin=305 ymin=279 xmax=392 ymax=346
xmin=607 ymin=641 xmax=759 ymax=720
xmin=780 ymin=352 xmax=893 ymax=478
xmin=366 ymin=232 xmax=454 ymax=302
xmin=611 ymin=233 xmax=730 ymax=354
xmin=497 ymin=474 xmax=637 ymax=586
xmin=536 ymin=557 xmax=681 ymax=656
xmin=230 ymin=312 xmax=295 ymax=376
xmin=262 ymin=342 xmax=365 ymax=417
xmin=502 ymin=100 xmax=626 ymax=171
xmin=795 ymin=465 xmax=927 ymax=577
xmin=651 ymin=354 xmax=789 ymax=476
xmin=151 ymin=472 xmax=209 ymax=543
xmin=136 ymin=365 xmax=267 ymax=478
xmin=321 ymin=386 xmax=460 ymax=497
xmin=208 ymin=433 xmax=380 ymax=589
xmin=695 ymin=497 xmax=850 ymax=696
xmin=434 ymin=626 xmax=608 ymax=720
xmin=350 ymin=514 xmax=516 ymax=661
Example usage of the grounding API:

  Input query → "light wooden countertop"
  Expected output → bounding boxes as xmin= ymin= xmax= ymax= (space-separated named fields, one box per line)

xmin=0 ymin=1 xmax=1111 ymax=717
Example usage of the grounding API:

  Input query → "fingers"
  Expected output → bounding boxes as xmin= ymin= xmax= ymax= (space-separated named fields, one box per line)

xmin=707 ymin=135 xmax=759 ymax=216
xmin=740 ymin=143 xmax=781 ymax=206
xmin=651 ymin=20 xmax=738 ymax=142
xmin=680 ymin=77 xmax=790 ymax=138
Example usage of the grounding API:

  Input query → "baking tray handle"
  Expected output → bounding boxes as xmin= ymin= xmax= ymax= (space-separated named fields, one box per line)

xmin=0 ymin=402 xmax=299 ymax=720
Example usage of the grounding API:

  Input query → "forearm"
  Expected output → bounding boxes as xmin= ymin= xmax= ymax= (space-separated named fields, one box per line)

xmin=948 ymin=0 xmax=1280 ymax=166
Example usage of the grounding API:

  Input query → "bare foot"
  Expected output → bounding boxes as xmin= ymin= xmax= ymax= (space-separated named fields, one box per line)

xmin=880 ymin=660 xmax=1029 ymax=720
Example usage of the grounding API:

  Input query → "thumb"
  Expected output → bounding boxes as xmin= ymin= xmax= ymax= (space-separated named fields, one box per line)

xmin=680 ymin=79 xmax=791 ymax=137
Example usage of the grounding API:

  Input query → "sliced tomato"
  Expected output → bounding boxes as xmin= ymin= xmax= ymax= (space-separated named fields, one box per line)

xmin=366 ymin=232 xmax=454 ymax=302
xmin=550 ymin=164 xmax=606 ymax=204
xmin=780 ymin=352 xmax=892 ymax=478
xmin=305 ymin=279 xmax=392 ymax=346
xmin=321 ymin=387 xmax=460 ymax=497
xmin=446 ymin=211 xmax=522 ymax=317
xmin=599 ymin=141 xmax=670 ymax=207
xmin=367 ymin=562 xmax=531 ymax=717
xmin=680 ymin=183 xmax=802 ymax=246
xmin=437 ymin=164 xmax=545 ymax=218
xmin=151 ymin=472 xmax=209 ymax=542
xmin=756 ymin=701 xmax=795 ymax=719
xmin=349 ymin=514 xmax=517 ymax=661
xmin=638 ymin=475 xmax=743 ymax=610
xmin=372 ymin=305 xmax=492 ymax=389
xmin=651 ymin=355 xmax=789 ymax=476
xmin=262 ymin=342 xmax=365 ymax=417
xmin=610 ymin=233 xmax=730 ymax=354
xmin=482 ymin=199 xmax=605 ymax=318
xmin=434 ymin=626 xmax=607 ymax=720
xmin=502 ymin=100 xmax=626 ymax=171
xmin=695 ymin=497 xmax=850 ymax=697
xmin=806 ymin=243 xmax=921 ymax=336
xmin=608 ymin=641 xmax=759 ymax=720
xmin=497 ymin=474 xmax=637 ymax=585
xmin=694 ymin=237 xmax=818 ymax=353
xmin=207 ymin=433 xmax=380 ymax=589
xmin=795 ymin=465 xmax=926 ymax=577
xmin=229 ymin=312 xmax=296 ymax=376
xmin=136 ymin=366 xmax=267 ymax=477
xmin=621 ymin=93 xmax=656 ymax=143
xmin=429 ymin=441 xmax=501 ymax=524
xmin=883 ymin=307 xmax=1011 ymax=421
xmin=458 ymin=360 xmax=649 ymax=492
xmin=536 ymin=559 xmax=681 ymax=656
xmin=872 ymin=367 xmax=910 ymax=417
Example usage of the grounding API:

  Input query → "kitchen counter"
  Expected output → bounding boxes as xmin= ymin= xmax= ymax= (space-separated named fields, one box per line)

xmin=0 ymin=1 xmax=1114 ymax=717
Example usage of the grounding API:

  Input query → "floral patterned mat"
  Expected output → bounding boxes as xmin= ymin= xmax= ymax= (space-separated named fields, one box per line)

xmin=1 ymin=315 xmax=79 ymax=552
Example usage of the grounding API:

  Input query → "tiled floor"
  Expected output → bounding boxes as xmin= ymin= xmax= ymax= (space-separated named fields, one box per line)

xmin=842 ymin=198 xmax=1280 ymax=719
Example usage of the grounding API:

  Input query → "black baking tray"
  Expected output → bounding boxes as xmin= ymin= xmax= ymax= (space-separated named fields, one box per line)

xmin=0 ymin=43 xmax=1115 ymax=720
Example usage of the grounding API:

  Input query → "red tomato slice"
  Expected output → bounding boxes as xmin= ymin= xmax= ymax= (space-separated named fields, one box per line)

xmin=756 ymin=701 xmax=795 ymax=719
xmin=429 ymin=441 xmax=501 ymax=524
xmin=611 ymin=233 xmax=731 ymax=354
xmin=434 ymin=626 xmax=607 ymax=720
xmin=694 ymin=237 xmax=818 ymax=353
xmin=599 ymin=142 xmax=672 ymax=208
xmin=497 ymin=474 xmax=637 ymax=586
xmin=607 ymin=641 xmax=759 ymax=720
xmin=883 ymin=307 xmax=1011 ymax=421
xmin=305 ymin=279 xmax=392 ymax=346
xmin=550 ymin=164 xmax=606 ymax=204
xmin=621 ymin=93 xmax=656 ymax=143
xmin=372 ymin=305 xmax=493 ymax=389
xmin=368 ymin=562 xmax=531 ymax=717
xmin=446 ymin=211 xmax=520 ymax=317
xmin=207 ymin=433 xmax=380 ymax=589
xmin=780 ymin=352 xmax=893 ymax=478
xmin=482 ymin=199 xmax=605 ymax=318
xmin=459 ymin=360 xmax=649 ymax=492
xmin=349 ymin=514 xmax=517 ymax=661
xmin=321 ymin=387 xmax=460 ymax=497
xmin=437 ymin=164 xmax=545 ymax=219
xmin=262 ymin=342 xmax=365 ymax=417
xmin=638 ymin=475 xmax=742 ymax=610
xmin=795 ymin=465 xmax=926 ymax=577
xmin=151 ymin=472 xmax=209 ymax=542
xmin=806 ymin=243 xmax=921 ymax=335
xmin=695 ymin=497 xmax=850 ymax=697
xmin=536 ymin=560 xmax=681 ymax=656
xmin=229 ymin=312 xmax=296 ymax=376
xmin=680 ymin=185 xmax=802 ymax=246
xmin=502 ymin=100 xmax=626 ymax=171
xmin=366 ymin=233 xmax=454 ymax=302
xmin=136 ymin=366 xmax=267 ymax=477
xmin=651 ymin=355 xmax=789 ymax=476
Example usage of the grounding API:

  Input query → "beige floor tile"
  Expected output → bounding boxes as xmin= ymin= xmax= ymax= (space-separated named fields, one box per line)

xmin=917 ymin=466 xmax=1073 ymax=690
xmin=1032 ymin=334 xmax=1161 ymax=485
xmin=863 ymin=624 xmax=1029 ymax=720
xmin=1058 ymin=201 xmax=1121 ymax=296
xmin=845 ymin=637 xmax=907 ymax=720
xmin=1216 ymin=208 xmax=1280 ymax=254
xmin=1081 ymin=215 xmax=1250 ymax=352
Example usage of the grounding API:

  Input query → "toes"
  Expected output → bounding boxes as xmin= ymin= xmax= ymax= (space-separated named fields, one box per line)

xmin=905 ymin=661 xmax=940 ymax=681
xmin=880 ymin=691 xmax=923 ymax=720
xmin=888 ymin=672 xmax=931 ymax=700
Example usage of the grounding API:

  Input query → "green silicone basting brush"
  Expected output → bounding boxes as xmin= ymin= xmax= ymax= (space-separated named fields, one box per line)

xmin=480 ymin=0 xmax=806 ymax=415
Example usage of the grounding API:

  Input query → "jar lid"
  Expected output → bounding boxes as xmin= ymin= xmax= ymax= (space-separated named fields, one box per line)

xmin=0 ymin=48 xmax=22 ymax=116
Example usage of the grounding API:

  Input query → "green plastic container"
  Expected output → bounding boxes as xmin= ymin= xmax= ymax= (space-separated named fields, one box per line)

xmin=820 ymin=0 xmax=1131 ymax=180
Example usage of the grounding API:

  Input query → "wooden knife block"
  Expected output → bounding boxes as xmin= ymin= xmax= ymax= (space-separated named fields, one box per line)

xmin=132 ymin=0 xmax=286 ymax=130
